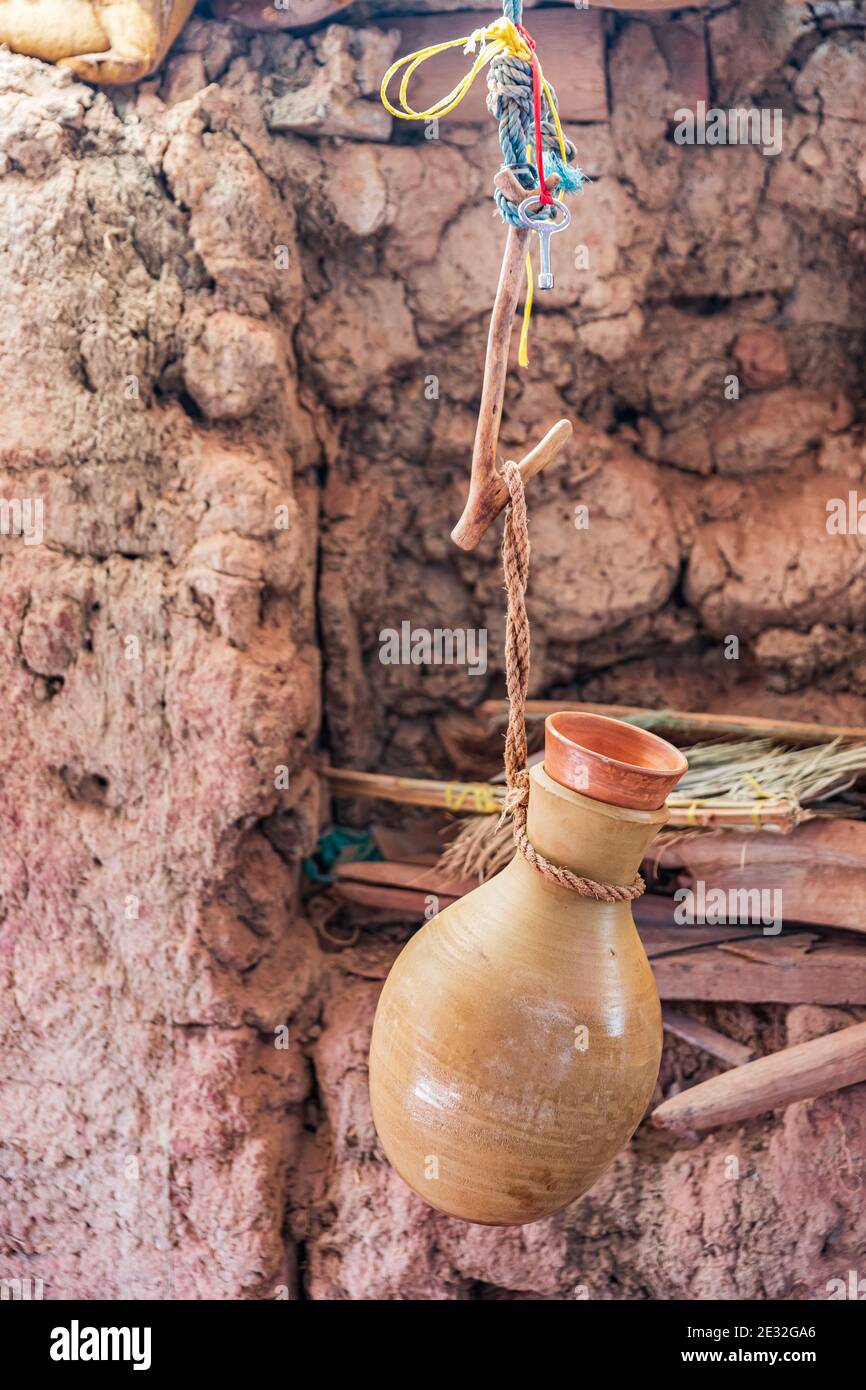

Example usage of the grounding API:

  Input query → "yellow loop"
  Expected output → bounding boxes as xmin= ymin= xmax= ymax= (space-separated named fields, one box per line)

xmin=379 ymin=16 xmax=567 ymax=166
xmin=381 ymin=18 xmax=571 ymax=368
xmin=381 ymin=19 xmax=531 ymax=121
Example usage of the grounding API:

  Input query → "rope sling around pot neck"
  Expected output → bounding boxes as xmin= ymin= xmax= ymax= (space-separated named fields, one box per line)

xmin=498 ymin=462 xmax=646 ymax=904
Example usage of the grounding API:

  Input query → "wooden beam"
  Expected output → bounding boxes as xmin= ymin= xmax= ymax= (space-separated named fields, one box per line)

xmin=334 ymin=861 xmax=478 ymax=897
xmin=332 ymin=880 xmax=465 ymax=915
xmin=662 ymin=820 xmax=866 ymax=937
xmin=212 ymin=0 xmax=351 ymax=28
xmin=644 ymin=927 xmax=866 ymax=1006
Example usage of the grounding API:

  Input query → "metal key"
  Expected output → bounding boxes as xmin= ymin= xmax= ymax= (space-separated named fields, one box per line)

xmin=516 ymin=196 xmax=571 ymax=291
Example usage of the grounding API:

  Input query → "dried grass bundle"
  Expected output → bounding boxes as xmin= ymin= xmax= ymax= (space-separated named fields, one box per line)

xmin=671 ymin=738 xmax=866 ymax=806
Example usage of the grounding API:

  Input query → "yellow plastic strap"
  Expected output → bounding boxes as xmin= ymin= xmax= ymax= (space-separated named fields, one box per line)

xmin=540 ymin=76 xmax=568 ymax=164
xmin=518 ymin=251 xmax=533 ymax=368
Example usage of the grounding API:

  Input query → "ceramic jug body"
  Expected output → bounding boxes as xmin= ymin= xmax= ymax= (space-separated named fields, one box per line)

xmin=369 ymin=753 xmax=677 ymax=1226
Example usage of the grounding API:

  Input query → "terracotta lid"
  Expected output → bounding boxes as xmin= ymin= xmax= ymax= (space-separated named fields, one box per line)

xmin=544 ymin=711 xmax=688 ymax=811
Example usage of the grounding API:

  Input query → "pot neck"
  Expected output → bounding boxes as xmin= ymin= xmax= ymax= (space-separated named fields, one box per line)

xmin=526 ymin=763 xmax=669 ymax=887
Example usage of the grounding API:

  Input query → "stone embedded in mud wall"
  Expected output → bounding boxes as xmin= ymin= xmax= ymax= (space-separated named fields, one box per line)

xmin=794 ymin=33 xmax=866 ymax=123
xmin=306 ymin=272 xmax=420 ymax=408
xmin=709 ymin=0 xmax=809 ymax=107
xmin=710 ymin=386 xmax=854 ymax=476
xmin=182 ymin=311 xmax=289 ymax=420
xmin=686 ymin=473 xmax=866 ymax=639
xmin=265 ymin=25 xmax=397 ymax=140
xmin=733 ymin=327 xmax=790 ymax=391
xmin=755 ymin=624 xmax=866 ymax=694
xmin=519 ymin=426 xmax=681 ymax=648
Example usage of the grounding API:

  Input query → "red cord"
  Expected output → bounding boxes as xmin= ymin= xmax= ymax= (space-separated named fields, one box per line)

xmin=515 ymin=22 xmax=553 ymax=205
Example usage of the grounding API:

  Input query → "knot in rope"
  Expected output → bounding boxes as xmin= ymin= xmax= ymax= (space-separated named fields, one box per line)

xmin=499 ymin=462 xmax=646 ymax=905
xmin=378 ymin=0 xmax=583 ymax=364
xmin=489 ymin=0 xmax=581 ymax=226
xmin=497 ymin=766 xmax=529 ymax=825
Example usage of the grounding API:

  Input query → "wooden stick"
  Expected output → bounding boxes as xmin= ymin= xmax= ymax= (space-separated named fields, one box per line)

xmin=517 ymin=420 xmax=574 ymax=488
xmin=334 ymin=861 xmax=478 ymax=897
xmin=651 ymin=1020 xmax=866 ymax=1132
xmin=661 ymin=1007 xmax=754 ymax=1067
xmin=451 ymin=226 xmax=572 ymax=550
xmin=332 ymin=881 xmax=466 ymax=914
xmin=479 ymin=699 xmax=866 ymax=747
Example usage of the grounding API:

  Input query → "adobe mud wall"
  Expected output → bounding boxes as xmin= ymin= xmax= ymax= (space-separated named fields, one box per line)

xmin=1 ymin=0 xmax=865 ymax=1299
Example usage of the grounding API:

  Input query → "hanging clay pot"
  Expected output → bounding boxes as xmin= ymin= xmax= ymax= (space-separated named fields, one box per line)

xmin=368 ymin=712 xmax=687 ymax=1226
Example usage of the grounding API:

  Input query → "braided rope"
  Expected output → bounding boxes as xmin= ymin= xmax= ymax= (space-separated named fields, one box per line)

xmin=499 ymin=462 xmax=646 ymax=903
xmin=489 ymin=0 xmax=579 ymax=225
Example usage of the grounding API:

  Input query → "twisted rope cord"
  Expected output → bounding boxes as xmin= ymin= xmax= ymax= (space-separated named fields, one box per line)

xmin=489 ymin=0 xmax=578 ymax=225
xmin=499 ymin=462 xmax=646 ymax=903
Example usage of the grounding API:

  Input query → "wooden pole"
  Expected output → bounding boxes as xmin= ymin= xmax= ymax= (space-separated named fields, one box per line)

xmin=324 ymin=766 xmax=504 ymax=813
xmin=451 ymin=226 xmax=572 ymax=550
xmin=651 ymin=1020 xmax=866 ymax=1132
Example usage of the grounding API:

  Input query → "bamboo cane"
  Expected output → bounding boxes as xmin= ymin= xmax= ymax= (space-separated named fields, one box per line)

xmin=324 ymin=767 xmax=504 ymax=814
xmin=324 ymin=767 xmax=804 ymax=830
xmin=479 ymin=700 xmax=866 ymax=747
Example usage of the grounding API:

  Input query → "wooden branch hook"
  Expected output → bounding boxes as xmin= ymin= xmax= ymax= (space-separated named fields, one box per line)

xmin=451 ymin=219 xmax=573 ymax=550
